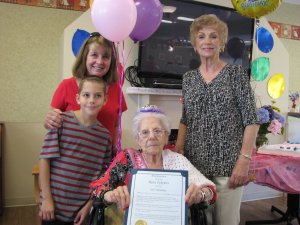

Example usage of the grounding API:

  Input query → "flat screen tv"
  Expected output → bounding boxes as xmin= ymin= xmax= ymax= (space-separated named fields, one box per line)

xmin=137 ymin=0 xmax=255 ymax=88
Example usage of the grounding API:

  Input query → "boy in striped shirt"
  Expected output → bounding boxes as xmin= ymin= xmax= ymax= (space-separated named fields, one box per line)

xmin=39 ymin=76 xmax=111 ymax=225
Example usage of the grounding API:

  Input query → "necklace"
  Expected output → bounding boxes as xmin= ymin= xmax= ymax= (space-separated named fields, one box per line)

xmin=199 ymin=61 xmax=225 ymax=83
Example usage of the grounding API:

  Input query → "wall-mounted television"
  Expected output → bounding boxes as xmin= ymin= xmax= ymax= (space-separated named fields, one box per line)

xmin=137 ymin=0 xmax=255 ymax=89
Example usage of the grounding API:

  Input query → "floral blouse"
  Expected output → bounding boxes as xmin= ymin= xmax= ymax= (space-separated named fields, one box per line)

xmin=90 ymin=149 xmax=217 ymax=204
xmin=181 ymin=64 xmax=258 ymax=177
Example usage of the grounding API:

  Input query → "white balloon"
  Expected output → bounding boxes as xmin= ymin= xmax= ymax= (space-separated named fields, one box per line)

xmin=91 ymin=0 xmax=137 ymax=42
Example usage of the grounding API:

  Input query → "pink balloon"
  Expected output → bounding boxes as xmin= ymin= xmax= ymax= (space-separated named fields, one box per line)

xmin=91 ymin=0 xmax=137 ymax=42
xmin=130 ymin=0 xmax=163 ymax=42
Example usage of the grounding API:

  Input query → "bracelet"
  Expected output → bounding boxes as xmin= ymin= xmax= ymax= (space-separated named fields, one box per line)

xmin=200 ymin=190 xmax=206 ymax=201
xmin=99 ymin=190 xmax=111 ymax=206
xmin=200 ymin=188 xmax=213 ymax=203
xmin=241 ymin=153 xmax=252 ymax=160
xmin=206 ymin=187 xmax=214 ymax=202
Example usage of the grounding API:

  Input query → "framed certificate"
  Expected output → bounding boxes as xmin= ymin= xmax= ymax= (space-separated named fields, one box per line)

xmin=124 ymin=169 xmax=188 ymax=225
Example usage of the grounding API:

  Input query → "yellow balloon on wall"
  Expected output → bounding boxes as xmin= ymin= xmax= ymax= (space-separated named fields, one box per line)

xmin=89 ymin=0 xmax=93 ymax=8
xmin=268 ymin=73 xmax=285 ymax=99
xmin=231 ymin=0 xmax=282 ymax=19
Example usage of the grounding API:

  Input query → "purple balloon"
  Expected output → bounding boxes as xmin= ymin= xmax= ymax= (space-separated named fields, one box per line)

xmin=130 ymin=0 xmax=163 ymax=42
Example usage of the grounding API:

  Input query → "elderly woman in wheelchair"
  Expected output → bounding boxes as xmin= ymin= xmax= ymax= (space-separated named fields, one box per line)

xmin=88 ymin=105 xmax=217 ymax=225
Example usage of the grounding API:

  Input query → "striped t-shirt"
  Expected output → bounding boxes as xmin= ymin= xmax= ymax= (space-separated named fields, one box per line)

xmin=39 ymin=111 xmax=111 ymax=222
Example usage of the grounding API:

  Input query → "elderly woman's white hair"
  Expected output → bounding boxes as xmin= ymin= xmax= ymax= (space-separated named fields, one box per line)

xmin=132 ymin=105 xmax=171 ymax=140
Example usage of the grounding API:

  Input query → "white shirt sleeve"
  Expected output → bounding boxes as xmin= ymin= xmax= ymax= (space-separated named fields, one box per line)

xmin=163 ymin=149 xmax=215 ymax=188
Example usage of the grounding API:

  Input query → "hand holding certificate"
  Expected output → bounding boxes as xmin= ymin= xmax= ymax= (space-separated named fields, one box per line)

xmin=88 ymin=105 xmax=216 ymax=225
xmin=124 ymin=169 xmax=188 ymax=225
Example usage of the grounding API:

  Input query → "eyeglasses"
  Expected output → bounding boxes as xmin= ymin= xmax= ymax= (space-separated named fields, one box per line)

xmin=138 ymin=128 xmax=165 ymax=139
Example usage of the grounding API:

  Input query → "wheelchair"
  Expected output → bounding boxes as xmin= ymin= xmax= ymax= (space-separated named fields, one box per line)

xmin=86 ymin=199 xmax=208 ymax=225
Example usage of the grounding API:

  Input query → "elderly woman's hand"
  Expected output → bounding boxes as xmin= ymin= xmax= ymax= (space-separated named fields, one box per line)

xmin=103 ymin=185 xmax=130 ymax=210
xmin=185 ymin=184 xmax=212 ymax=206
xmin=44 ymin=108 xmax=63 ymax=129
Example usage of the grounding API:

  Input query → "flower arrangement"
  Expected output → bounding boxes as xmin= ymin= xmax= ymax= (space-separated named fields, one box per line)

xmin=289 ymin=91 xmax=299 ymax=110
xmin=256 ymin=105 xmax=285 ymax=147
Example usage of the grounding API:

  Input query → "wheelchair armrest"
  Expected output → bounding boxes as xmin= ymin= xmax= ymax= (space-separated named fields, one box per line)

xmin=191 ymin=202 xmax=208 ymax=210
xmin=92 ymin=198 xmax=106 ymax=208
xmin=190 ymin=202 xmax=208 ymax=225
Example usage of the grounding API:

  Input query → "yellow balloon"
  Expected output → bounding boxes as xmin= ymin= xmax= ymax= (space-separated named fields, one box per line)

xmin=268 ymin=73 xmax=285 ymax=99
xmin=231 ymin=0 xmax=282 ymax=19
xmin=89 ymin=0 xmax=93 ymax=8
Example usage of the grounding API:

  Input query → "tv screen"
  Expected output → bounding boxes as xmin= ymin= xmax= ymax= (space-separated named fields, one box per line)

xmin=137 ymin=0 xmax=255 ymax=84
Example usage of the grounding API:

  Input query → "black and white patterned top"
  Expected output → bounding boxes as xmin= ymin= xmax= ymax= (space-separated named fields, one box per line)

xmin=181 ymin=64 xmax=258 ymax=177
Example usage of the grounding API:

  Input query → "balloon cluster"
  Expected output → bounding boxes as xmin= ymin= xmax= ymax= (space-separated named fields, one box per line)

xmin=91 ymin=0 xmax=163 ymax=43
xmin=231 ymin=0 xmax=284 ymax=99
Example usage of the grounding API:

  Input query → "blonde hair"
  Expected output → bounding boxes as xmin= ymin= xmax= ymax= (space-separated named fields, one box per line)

xmin=72 ymin=34 xmax=118 ymax=84
xmin=190 ymin=14 xmax=228 ymax=51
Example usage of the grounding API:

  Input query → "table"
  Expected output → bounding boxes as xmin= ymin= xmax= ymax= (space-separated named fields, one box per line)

xmin=245 ymin=153 xmax=300 ymax=225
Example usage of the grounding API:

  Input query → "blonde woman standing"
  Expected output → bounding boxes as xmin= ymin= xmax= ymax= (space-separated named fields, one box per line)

xmin=175 ymin=14 xmax=259 ymax=225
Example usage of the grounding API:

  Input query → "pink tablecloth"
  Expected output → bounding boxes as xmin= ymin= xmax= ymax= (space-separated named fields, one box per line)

xmin=249 ymin=153 xmax=300 ymax=194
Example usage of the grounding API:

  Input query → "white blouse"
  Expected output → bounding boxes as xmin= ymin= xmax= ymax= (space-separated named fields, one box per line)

xmin=162 ymin=149 xmax=215 ymax=188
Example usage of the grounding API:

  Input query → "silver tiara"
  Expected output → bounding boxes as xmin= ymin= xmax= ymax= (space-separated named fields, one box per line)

xmin=138 ymin=105 xmax=164 ymax=114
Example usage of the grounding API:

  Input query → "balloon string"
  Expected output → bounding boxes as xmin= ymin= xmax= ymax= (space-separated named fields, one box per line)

xmin=254 ymin=19 xmax=262 ymax=108
xmin=110 ymin=42 xmax=124 ymax=155
xmin=255 ymin=19 xmax=260 ymax=85
xmin=124 ymin=42 xmax=136 ymax=67
xmin=114 ymin=41 xmax=135 ymax=154
xmin=116 ymin=41 xmax=125 ymax=154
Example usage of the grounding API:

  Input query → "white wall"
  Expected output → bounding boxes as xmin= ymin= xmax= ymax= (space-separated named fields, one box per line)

xmin=61 ymin=3 xmax=289 ymax=201
xmin=252 ymin=18 xmax=289 ymax=145
xmin=0 ymin=0 xmax=298 ymax=206
xmin=0 ymin=2 xmax=83 ymax=207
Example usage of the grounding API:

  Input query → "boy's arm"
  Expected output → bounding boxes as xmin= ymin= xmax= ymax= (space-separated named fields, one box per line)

xmin=74 ymin=199 xmax=93 ymax=225
xmin=39 ymin=158 xmax=55 ymax=221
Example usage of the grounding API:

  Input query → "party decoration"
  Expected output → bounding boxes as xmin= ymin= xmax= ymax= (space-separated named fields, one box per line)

xmin=89 ymin=0 xmax=93 ymax=8
xmin=255 ymin=27 xmax=274 ymax=53
xmin=129 ymin=0 xmax=163 ymax=42
xmin=227 ymin=37 xmax=245 ymax=60
xmin=72 ymin=29 xmax=90 ymax=57
xmin=268 ymin=73 xmax=285 ymax=99
xmin=251 ymin=57 xmax=270 ymax=81
xmin=91 ymin=0 xmax=137 ymax=42
xmin=231 ymin=0 xmax=282 ymax=19
xmin=289 ymin=91 xmax=299 ymax=111
xmin=256 ymin=105 xmax=285 ymax=147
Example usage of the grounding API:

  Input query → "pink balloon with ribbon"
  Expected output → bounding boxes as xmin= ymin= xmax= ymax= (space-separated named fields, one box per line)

xmin=130 ymin=0 xmax=163 ymax=42
xmin=91 ymin=0 xmax=137 ymax=42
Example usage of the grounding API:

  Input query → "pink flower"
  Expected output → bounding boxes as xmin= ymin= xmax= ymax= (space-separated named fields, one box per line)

xmin=267 ymin=119 xmax=282 ymax=135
